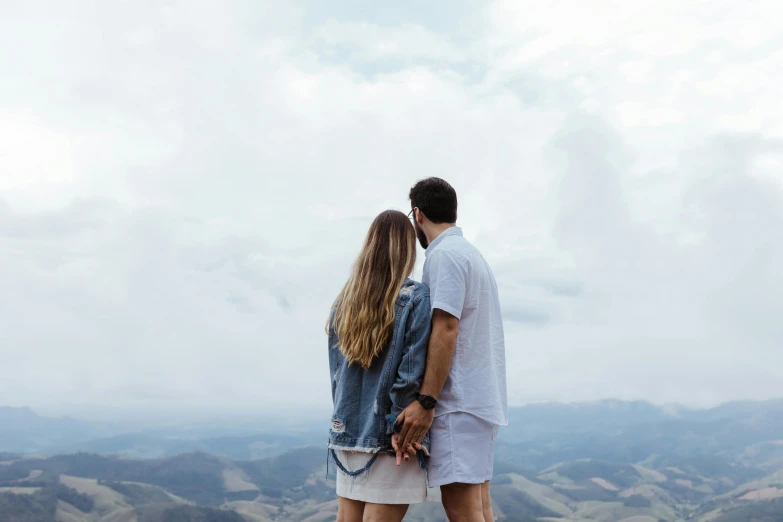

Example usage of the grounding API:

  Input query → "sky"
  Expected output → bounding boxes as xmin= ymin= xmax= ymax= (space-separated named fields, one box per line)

xmin=1 ymin=0 xmax=782 ymax=416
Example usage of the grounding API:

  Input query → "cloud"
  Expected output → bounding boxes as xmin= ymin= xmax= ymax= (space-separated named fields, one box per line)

xmin=0 ymin=0 xmax=781 ymax=413
xmin=312 ymin=20 xmax=466 ymax=64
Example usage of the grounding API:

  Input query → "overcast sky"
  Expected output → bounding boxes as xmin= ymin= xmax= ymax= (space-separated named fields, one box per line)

xmin=1 ymin=0 xmax=782 ymax=416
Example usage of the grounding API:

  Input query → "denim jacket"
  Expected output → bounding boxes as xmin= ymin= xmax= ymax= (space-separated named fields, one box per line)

xmin=327 ymin=279 xmax=432 ymax=475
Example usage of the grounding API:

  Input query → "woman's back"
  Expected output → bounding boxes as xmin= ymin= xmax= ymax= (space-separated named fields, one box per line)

xmin=328 ymin=278 xmax=430 ymax=454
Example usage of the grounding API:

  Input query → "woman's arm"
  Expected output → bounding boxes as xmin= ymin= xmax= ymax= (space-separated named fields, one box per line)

xmin=388 ymin=293 xmax=432 ymax=418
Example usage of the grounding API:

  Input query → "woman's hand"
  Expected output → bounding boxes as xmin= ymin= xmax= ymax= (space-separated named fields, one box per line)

xmin=391 ymin=433 xmax=417 ymax=466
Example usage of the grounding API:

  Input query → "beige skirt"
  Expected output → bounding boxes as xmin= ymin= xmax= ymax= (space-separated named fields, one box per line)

xmin=334 ymin=450 xmax=427 ymax=505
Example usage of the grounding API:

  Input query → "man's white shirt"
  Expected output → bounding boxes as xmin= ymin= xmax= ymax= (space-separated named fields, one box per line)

xmin=422 ymin=227 xmax=508 ymax=426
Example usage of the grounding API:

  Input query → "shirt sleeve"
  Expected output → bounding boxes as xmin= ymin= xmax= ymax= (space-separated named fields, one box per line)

xmin=426 ymin=250 xmax=468 ymax=319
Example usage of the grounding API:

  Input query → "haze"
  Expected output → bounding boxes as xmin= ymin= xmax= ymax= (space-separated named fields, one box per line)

xmin=1 ymin=0 xmax=782 ymax=416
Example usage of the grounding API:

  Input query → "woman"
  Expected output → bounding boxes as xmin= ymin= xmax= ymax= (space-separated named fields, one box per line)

xmin=327 ymin=210 xmax=432 ymax=522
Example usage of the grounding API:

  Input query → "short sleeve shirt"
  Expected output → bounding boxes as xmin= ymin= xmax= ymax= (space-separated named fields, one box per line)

xmin=422 ymin=227 xmax=508 ymax=426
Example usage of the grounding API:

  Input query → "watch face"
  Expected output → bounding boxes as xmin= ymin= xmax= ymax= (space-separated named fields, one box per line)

xmin=419 ymin=395 xmax=436 ymax=409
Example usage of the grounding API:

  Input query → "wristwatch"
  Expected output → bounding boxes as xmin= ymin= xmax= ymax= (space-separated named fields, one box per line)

xmin=417 ymin=394 xmax=437 ymax=410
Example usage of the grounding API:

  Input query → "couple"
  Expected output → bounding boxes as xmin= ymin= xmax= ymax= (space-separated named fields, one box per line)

xmin=327 ymin=178 xmax=507 ymax=522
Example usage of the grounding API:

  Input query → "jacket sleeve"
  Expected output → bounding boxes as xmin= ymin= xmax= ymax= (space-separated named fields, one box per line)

xmin=389 ymin=292 xmax=432 ymax=419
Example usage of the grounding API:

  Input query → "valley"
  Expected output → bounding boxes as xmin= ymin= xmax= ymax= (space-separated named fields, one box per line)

xmin=2 ymin=400 xmax=783 ymax=521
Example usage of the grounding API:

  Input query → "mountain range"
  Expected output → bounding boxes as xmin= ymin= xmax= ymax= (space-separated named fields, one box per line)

xmin=2 ymin=399 xmax=783 ymax=521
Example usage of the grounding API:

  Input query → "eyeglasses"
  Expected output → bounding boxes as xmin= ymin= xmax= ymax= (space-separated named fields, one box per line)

xmin=408 ymin=208 xmax=417 ymax=221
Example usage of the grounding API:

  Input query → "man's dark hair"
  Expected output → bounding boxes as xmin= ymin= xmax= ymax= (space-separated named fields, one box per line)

xmin=409 ymin=177 xmax=458 ymax=224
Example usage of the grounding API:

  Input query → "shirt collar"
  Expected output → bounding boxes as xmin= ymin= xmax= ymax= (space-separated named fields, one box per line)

xmin=425 ymin=226 xmax=463 ymax=256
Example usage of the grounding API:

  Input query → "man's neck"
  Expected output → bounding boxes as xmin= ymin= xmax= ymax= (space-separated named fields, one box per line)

xmin=426 ymin=223 xmax=456 ymax=246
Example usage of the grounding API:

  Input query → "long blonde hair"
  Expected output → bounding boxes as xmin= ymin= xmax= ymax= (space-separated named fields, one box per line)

xmin=329 ymin=210 xmax=417 ymax=369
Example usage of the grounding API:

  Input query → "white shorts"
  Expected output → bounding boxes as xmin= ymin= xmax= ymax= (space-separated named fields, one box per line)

xmin=428 ymin=412 xmax=499 ymax=488
xmin=334 ymin=450 xmax=427 ymax=505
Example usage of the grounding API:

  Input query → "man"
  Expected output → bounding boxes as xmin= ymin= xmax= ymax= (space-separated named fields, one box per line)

xmin=396 ymin=177 xmax=508 ymax=522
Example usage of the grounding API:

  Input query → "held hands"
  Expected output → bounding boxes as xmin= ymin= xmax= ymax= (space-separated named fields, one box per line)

xmin=397 ymin=399 xmax=435 ymax=448
xmin=390 ymin=433 xmax=419 ymax=466
xmin=391 ymin=400 xmax=434 ymax=466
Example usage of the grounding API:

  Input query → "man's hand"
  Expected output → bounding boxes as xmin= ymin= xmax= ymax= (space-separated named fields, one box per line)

xmin=397 ymin=400 xmax=435 ymax=451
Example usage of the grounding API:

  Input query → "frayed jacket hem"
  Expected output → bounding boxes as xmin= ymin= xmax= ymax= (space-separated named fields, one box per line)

xmin=328 ymin=444 xmax=380 ymax=454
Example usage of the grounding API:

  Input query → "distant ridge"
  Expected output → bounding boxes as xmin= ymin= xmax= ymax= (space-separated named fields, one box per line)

xmin=3 ymin=399 xmax=783 ymax=457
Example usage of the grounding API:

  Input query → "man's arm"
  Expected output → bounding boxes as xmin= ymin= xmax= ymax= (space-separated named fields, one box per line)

xmin=421 ymin=309 xmax=459 ymax=398
xmin=396 ymin=308 xmax=459 ymax=449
